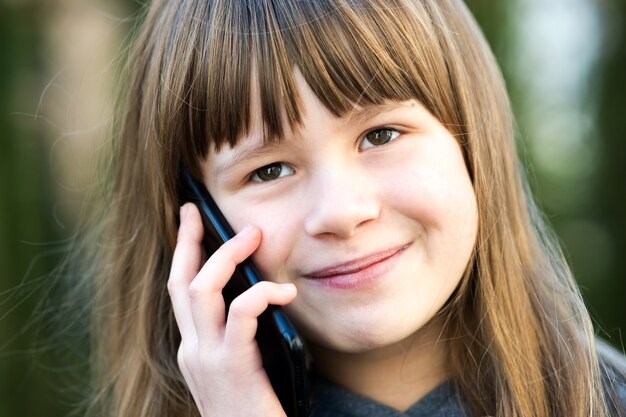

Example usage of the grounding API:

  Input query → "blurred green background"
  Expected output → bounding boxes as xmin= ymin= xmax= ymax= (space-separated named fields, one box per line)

xmin=1 ymin=0 xmax=625 ymax=416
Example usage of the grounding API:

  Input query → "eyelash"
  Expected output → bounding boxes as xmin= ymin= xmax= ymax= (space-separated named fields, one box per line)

xmin=248 ymin=127 xmax=402 ymax=183
xmin=359 ymin=126 xmax=401 ymax=150
xmin=249 ymin=162 xmax=295 ymax=183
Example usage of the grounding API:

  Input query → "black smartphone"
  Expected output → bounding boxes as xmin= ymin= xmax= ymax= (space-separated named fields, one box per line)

xmin=179 ymin=167 xmax=310 ymax=417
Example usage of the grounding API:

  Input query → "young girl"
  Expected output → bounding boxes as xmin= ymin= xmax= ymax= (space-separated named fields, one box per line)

xmin=80 ymin=0 xmax=626 ymax=416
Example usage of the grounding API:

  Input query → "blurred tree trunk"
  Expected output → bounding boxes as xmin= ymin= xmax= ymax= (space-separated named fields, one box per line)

xmin=590 ymin=0 xmax=626 ymax=342
xmin=0 ymin=4 xmax=72 ymax=417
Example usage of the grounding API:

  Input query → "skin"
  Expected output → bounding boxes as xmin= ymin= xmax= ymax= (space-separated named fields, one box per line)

xmin=169 ymin=68 xmax=478 ymax=415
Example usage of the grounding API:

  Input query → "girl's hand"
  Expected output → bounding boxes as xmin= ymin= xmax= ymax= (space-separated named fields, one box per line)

xmin=168 ymin=203 xmax=297 ymax=417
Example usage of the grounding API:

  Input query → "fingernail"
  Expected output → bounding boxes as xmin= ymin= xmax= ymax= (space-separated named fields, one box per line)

xmin=238 ymin=225 xmax=254 ymax=237
xmin=280 ymin=283 xmax=296 ymax=293
xmin=180 ymin=205 xmax=188 ymax=223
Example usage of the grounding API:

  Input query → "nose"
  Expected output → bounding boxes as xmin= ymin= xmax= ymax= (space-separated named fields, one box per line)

xmin=304 ymin=163 xmax=381 ymax=239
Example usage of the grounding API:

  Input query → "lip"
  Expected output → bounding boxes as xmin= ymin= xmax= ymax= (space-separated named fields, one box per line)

xmin=301 ymin=243 xmax=411 ymax=289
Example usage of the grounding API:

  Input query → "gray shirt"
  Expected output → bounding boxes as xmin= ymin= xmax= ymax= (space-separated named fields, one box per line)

xmin=309 ymin=373 xmax=626 ymax=417
xmin=310 ymin=379 xmax=468 ymax=417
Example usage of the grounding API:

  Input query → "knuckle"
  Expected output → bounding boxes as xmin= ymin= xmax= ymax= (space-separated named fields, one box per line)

xmin=167 ymin=279 xmax=179 ymax=297
xmin=228 ymin=296 xmax=252 ymax=319
xmin=187 ymin=281 xmax=205 ymax=301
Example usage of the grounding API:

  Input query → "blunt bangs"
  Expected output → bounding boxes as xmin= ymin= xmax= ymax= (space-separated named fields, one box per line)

xmin=175 ymin=0 xmax=455 ymax=169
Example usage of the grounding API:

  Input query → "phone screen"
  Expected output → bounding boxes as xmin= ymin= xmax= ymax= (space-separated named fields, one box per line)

xmin=179 ymin=167 xmax=311 ymax=417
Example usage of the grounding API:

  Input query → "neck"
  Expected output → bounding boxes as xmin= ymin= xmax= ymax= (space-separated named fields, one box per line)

xmin=309 ymin=319 xmax=450 ymax=411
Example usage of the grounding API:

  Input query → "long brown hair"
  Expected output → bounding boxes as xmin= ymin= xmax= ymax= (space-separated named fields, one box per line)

xmin=78 ymin=0 xmax=625 ymax=416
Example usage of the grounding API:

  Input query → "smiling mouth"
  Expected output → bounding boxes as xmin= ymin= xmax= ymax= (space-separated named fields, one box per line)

xmin=301 ymin=244 xmax=411 ymax=289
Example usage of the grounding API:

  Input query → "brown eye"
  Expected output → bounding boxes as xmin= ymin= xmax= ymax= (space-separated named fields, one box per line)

xmin=360 ymin=128 xmax=400 ymax=150
xmin=251 ymin=162 xmax=295 ymax=182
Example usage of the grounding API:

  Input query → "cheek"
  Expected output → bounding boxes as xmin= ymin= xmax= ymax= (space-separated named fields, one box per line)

xmin=382 ymin=140 xmax=478 ymax=256
xmin=384 ymin=160 xmax=468 ymax=228
xmin=223 ymin=201 xmax=302 ymax=283
xmin=405 ymin=137 xmax=473 ymax=214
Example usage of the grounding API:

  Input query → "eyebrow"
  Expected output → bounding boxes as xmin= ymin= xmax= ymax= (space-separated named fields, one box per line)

xmin=212 ymin=102 xmax=412 ymax=176
xmin=344 ymin=102 xmax=413 ymax=126
xmin=213 ymin=140 xmax=284 ymax=177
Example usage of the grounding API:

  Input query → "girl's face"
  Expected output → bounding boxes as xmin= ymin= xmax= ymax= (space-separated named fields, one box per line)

xmin=202 ymin=69 xmax=478 ymax=353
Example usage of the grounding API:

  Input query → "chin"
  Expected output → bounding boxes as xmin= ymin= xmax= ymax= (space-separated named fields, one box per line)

xmin=306 ymin=318 xmax=424 ymax=354
xmin=287 ymin=296 xmax=441 ymax=354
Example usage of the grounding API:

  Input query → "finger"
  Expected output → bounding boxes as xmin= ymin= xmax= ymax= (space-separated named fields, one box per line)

xmin=168 ymin=203 xmax=204 ymax=342
xmin=188 ymin=224 xmax=263 ymax=346
xmin=223 ymin=281 xmax=297 ymax=350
